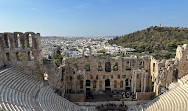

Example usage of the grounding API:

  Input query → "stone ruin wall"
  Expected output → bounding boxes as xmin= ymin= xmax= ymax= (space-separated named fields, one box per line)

xmin=43 ymin=59 xmax=64 ymax=90
xmin=150 ymin=44 xmax=188 ymax=95
xmin=63 ymin=55 xmax=153 ymax=95
xmin=0 ymin=32 xmax=44 ymax=81
xmin=1 ymin=32 xmax=187 ymax=97
xmin=176 ymin=44 xmax=188 ymax=78
xmin=63 ymin=44 xmax=188 ymax=96
xmin=0 ymin=34 xmax=4 ymax=67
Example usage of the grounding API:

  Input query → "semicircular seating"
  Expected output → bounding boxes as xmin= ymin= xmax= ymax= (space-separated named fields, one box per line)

xmin=38 ymin=86 xmax=84 ymax=111
xmin=0 ymin=67 xmax=85 ymax=111
xmin=140 ymin=74 xmax=188 ymax=111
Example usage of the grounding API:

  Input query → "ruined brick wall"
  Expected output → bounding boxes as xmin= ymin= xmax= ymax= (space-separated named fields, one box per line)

xmin=0 ymin=32 xmax=43 ymax=81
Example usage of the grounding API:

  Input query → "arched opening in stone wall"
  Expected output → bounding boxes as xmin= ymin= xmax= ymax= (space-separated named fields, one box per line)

xmin=77 ymin=75 xmax=81 ymax=80
xmin=114 ymin=80 xmax=117 ymax=88
xmin=113 ymin=61 xmax=118 ymax=71
xmin=105 ymin=79 xmax=110 ymax=86
xmin=139 ymin=61 xmax=144 ymax=68
xmin=120 ymin=80 xmax=123 ymax=88
xmin=105 ymin=62 xmax=111 ymax=72
xmin=69 ymin=76 xmax=72 ymax=81
xmin=126 ymin=61 xmax=131 ymax=70
xmin=26 ymin=34 xmax=32 ymax=47
xmin=125 ymin=78 xmax=129 ymax=86
xmin=139 ymin=78 xmax=141 ymax=88
xmin=61 ymin=68 xmax=65 ymax=82
xmin=16 ymin=52 xmax=23 ymax=61
xmin=96 ymin=75 xmax=98 ymax=80
xmin=6 ymin=52 xmax=10 ymax=61
xmin=152 ymin=82 xmax=154 ymax=92
xmin=85 ymin=63 xmax=90 ymax=71
xmin=98 ymin=62 xmax=103 ymax=71
xmin=80 ymin=80 xmax=83 ymax=89
xmin=93 ymin=80 xmax=96 ymax=88
xmin=4 ymin=34 xmax=9 ymax=48
xmin=173 ymin=69 xmax=178 ymax=82
xmin=14 ymin=34 xmax=21 ymax=48
xmin=153 ymin=63 xmax=155 ymax=72
xmin=118 ymin=75 xmax=120 ymax=79
xmin=27 ymin=51 xmax=30 ymax=60
xmin=27 ymin=51 xmax=34 ymax=61
xmin=125 ymin=78 xmax=131 ymax=90
xmin=105 ymin=79 xmax=111 ymax=94
xmin=86 ymin=80 xmax=90 ymax=86
xmin=99 ymin=81 xmax=102 ymax=89
xmin=14 ymin=34 xmax=18 ymax=47
xmin=17 ymin=34 xmax=21 ymax=48
xmin=33 ymin=38 xmax=38 ymax=49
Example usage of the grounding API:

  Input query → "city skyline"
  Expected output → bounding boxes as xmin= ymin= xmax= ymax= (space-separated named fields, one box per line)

xmin=0 ymin=0 xmax=188 ymax=37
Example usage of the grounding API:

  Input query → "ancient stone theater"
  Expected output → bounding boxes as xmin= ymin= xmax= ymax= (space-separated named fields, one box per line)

xmin=0 ymin=32 xmax=187 ymax=111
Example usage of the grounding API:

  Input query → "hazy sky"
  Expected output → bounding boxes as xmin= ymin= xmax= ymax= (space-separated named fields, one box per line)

xmin=0 ymin=0 xmax=187 ymax=37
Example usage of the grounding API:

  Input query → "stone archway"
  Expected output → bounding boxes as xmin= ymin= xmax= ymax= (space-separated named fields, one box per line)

xmin=173 ymin=69 xmax=178 ymax=82
xmin=105 ymin=79 xmax=111 ymax=94
xmin=105 ymin=79 xmax=110 ymax=86
xmin=4 ymin=34 xmax=9 ymax=48
xmin=105 ymin=62 xmax=111 ymax=72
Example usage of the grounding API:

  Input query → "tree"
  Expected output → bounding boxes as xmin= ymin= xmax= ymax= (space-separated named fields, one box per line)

xmin=52 ymin=53 xmax=63 ymax=67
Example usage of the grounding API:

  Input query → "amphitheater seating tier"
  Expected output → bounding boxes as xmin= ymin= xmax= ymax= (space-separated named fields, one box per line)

xmin=38 ymin=86 xmax=84 ymax=111
xmin=0 ymin=67 xmax=85 ymax=111
xmin=141 ymin=74 xmax=188 ymax=111
xmin=1 ymin=67 xmax=187 ymax=111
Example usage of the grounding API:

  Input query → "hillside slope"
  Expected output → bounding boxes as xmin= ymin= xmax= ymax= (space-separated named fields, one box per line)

xmin=109 ymin=26 xmax=188 ymax=59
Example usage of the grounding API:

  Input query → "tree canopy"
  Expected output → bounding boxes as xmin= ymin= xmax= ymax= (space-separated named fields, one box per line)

xmin=109 ymin=26 xmax=188 ymax=60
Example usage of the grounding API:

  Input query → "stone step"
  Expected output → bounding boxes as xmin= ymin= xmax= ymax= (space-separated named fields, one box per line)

xmin=0 ymin=67 xmax=84 ymax=111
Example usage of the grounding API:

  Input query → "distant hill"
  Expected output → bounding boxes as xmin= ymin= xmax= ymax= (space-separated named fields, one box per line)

xmin=109 ymin=26 xmax=188 ymax=59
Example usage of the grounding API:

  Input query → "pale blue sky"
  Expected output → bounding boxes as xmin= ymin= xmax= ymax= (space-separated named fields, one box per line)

xmin=0 ymin=0 xmax=187 ymax=37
